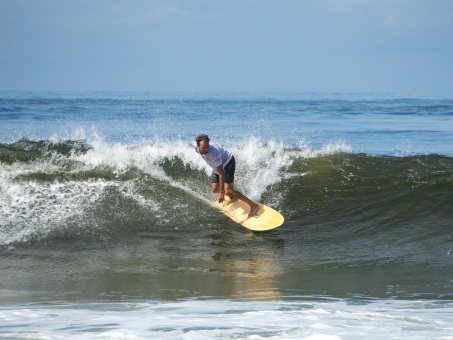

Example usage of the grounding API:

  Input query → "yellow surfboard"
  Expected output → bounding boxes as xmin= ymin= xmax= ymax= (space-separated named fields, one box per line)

xmin=214 ymin=197 xmax=284 ymax=231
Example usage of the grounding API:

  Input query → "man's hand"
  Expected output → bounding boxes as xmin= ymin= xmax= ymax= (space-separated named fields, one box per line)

xmin=218 ymin=191 xmax=225 ymax=204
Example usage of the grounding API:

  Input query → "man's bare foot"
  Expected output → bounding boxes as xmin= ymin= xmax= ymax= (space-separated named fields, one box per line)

xmin=247 ymin=203 xmax=260 ymax=219
xmin=225 ymin=197 xmax=238 ymax=206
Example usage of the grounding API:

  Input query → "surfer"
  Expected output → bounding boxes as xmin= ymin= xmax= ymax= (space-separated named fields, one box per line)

xmin=194 ymin=134 xmax=260 ymax=218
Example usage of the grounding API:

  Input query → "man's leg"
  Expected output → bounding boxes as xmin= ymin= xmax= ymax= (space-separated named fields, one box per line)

xmin=224 ymin=183 xmax=260 ymax=218
xmin=211 ymin=170 xmax=220 ymax=194
xmin=211 ymin=182 xmax=220 ymax=193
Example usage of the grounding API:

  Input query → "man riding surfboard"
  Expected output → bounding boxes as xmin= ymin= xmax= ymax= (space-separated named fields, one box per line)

xmin=194 ymin=134 xmax=260 ymax=219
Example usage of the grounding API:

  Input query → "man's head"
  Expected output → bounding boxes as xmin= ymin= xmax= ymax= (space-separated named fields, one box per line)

xmin=195 ymin=134 xmax=210 ymax=155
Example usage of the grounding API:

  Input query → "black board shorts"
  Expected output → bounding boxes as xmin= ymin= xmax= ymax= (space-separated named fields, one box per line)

xmin=211 ymin=156 xmax=236 ymax=184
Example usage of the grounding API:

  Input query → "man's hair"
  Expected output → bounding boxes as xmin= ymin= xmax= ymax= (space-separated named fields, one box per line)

xmin=195 ymin=134 xmax=210 ymax=146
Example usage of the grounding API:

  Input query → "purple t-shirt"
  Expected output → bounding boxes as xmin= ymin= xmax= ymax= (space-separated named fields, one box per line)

xmin=194 ymin=142 xmax=233 ymax=174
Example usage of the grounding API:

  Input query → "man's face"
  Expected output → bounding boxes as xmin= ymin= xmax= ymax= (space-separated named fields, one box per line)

xmin=198 ymin=140 xmax=209 ymax=155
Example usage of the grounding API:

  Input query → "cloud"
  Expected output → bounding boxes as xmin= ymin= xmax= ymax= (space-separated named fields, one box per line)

xmin=51 ymin=3 xmax=189 ymax=30
xmin=109 ymin=4 xmax=190 ymax=28
xmin=382 ymin=13 xmax=399 ymax=28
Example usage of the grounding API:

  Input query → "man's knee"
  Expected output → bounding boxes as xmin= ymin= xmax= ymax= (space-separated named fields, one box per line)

xmin=225 ymin=187 xmax=234 ymax=197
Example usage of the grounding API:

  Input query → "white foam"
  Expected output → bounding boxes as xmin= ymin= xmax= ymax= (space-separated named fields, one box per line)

xmin=293 ymin=140 xmax=352 ymax=159
xmin=226 ymin=137 xmax=352 ymax=201
xmin=0 ymin=139 xmax=213 ymax=245
xmin=0 ymin=166 xmax=109 ymax=244
xmin=0 ymin=137 xmax=353 ymax=245
xmin=232 ymin=137 xmax=292 ymax=201
xmin=0 ymin=299 xmax=452 ymax=339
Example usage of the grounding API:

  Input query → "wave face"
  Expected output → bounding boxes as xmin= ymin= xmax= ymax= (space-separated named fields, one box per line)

xmin=1 ymin=138 xmax=452 ymax=245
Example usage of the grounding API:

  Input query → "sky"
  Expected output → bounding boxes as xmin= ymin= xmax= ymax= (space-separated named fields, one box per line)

xmin=1 ymin=0 xmax=453 ymax=93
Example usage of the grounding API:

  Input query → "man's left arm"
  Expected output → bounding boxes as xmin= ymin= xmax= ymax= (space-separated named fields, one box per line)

xmin=216 ymin=165 xmax=225 ymax=203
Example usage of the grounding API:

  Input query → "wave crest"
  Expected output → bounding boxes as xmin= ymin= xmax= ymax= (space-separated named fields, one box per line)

xmin=1 ymin=138 xmax=451 ymax=246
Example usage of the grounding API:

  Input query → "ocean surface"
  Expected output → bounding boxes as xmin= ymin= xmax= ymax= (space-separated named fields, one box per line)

xmin=1 ymin=91 xmax=453 ymax=339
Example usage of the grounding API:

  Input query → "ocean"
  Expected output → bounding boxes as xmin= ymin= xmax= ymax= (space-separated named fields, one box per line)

xmin=1 ymin=91 xmax=453 ymax=339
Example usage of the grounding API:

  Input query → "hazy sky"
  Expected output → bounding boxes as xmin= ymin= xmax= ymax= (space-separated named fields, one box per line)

xmin=1 ymin=0 xmax=452 ymax=93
